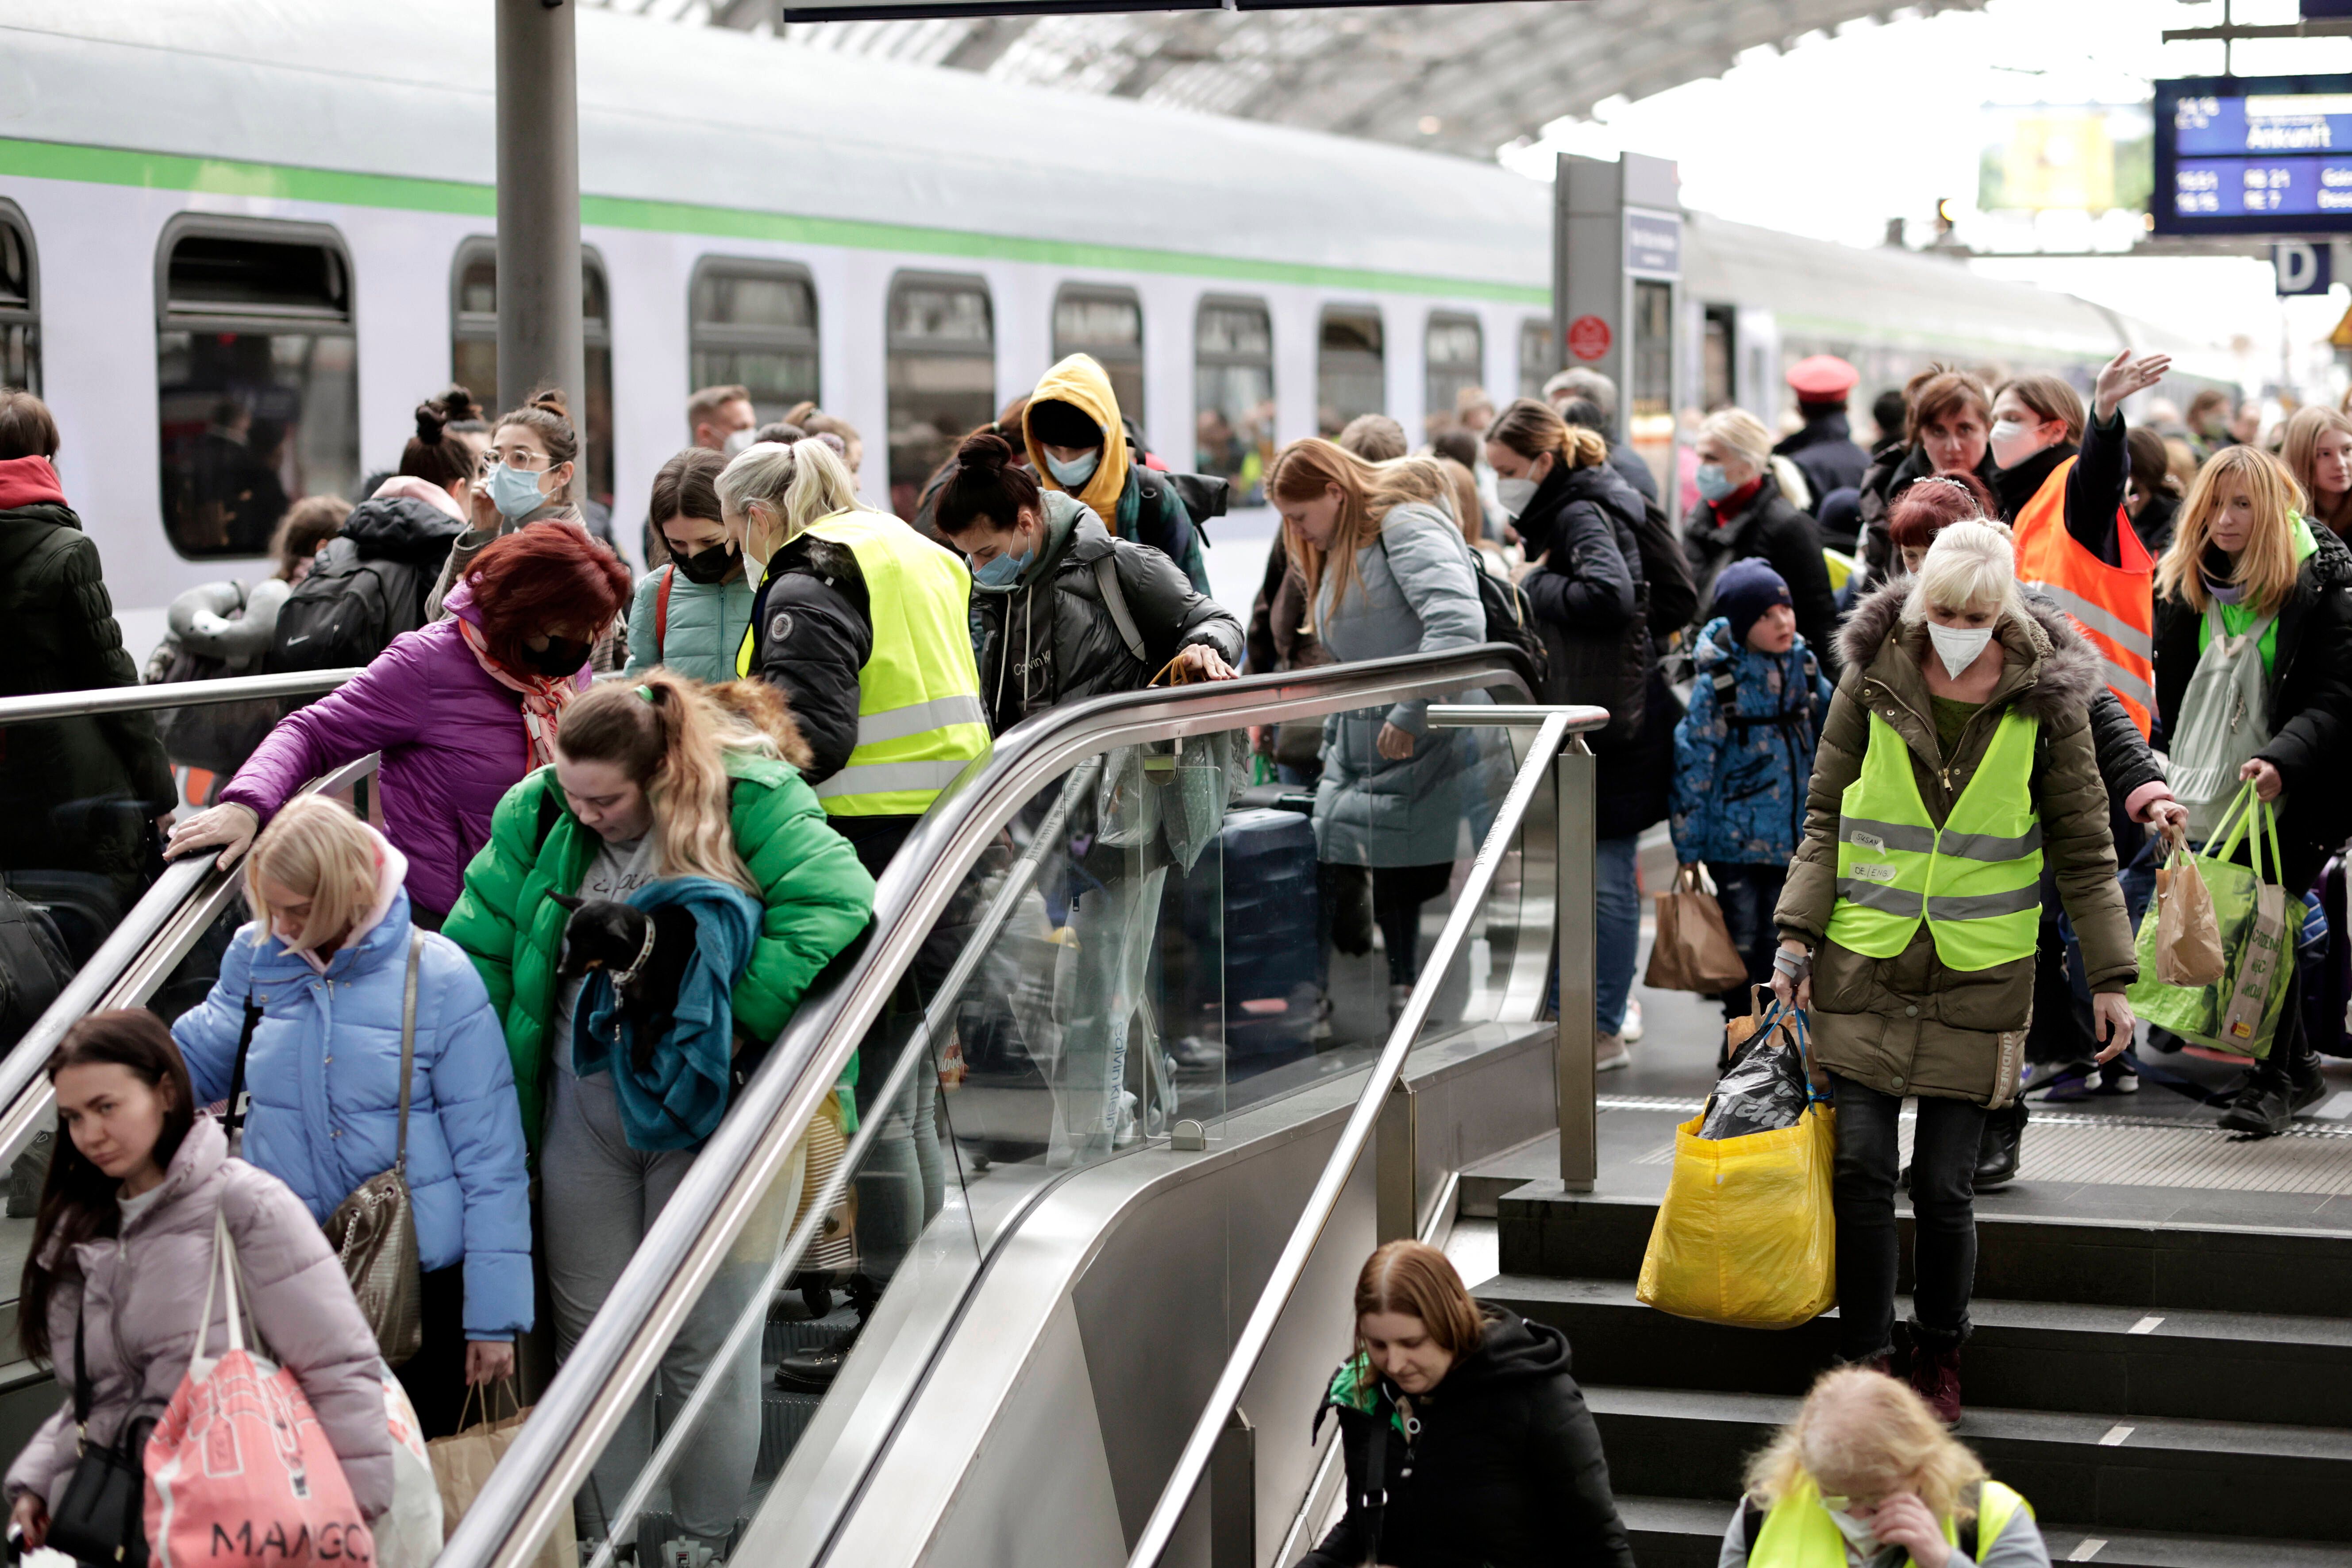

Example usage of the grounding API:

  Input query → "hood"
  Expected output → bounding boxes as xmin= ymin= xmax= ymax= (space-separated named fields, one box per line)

xmin=1025 ymin=354 xmax=1131 ymax=524
xmin=1838 ymin=577 xmax=2105 ymax=725
xmin=289 ymin=823 xmax=411 ymax=975
xmin=0 ymin=455 xmax=67 ymax=512
xmin=1448 ymin=1307 xmax=1574 ymax=1393
xmin=442 ymin=576 xmax=483 ymax=627
xmin=370 ymin=474 xmax=467 ymax=523
xmin=342 ymin=493 xmax=468 ymax=566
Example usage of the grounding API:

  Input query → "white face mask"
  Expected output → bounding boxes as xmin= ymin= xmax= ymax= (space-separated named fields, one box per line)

xmin=1826 ymin=1508 xmax=1882 ymax=1558
xmin=1988 ymin=416 xmax=2046 ymax=471
xmin=1496 ymin=476 xmax=1538 ymax=518
xmin=1927 ymin=620 xmax=1994 ymax=681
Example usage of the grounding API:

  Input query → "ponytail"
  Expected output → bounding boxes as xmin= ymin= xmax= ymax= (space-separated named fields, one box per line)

xmin=1489 ymin=396 xmax=1605 ymax=472
xmin=554 ymin=674 xmax=756 ymax=893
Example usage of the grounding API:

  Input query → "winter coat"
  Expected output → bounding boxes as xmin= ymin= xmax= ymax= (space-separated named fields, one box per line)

xmin=0 ymin=456 xmax=174 ymax=882
xmin=222 ymin=580 xmax=586 ymax=919
xmin=2133 ymin=491 xmax=2181 ymax=561
xmin=1604 ymin=438 xmax=1659 ymax=507
xmin=1774 ymin=410 xmax=1870 ymax=510
xmin=1670 ymin=617 xmax=1832 ymax=867
xmin=444 ymin=749 xmax=874 ymax=1148
xmin=969 ymin=491 xmax=1243 ymax=733
xmin=1024 ymin=353 xmax=1210 ymax=593
xmin=4 ymin=1117 xmax=394 ymax=1518
xmin=2153 ymin=519 xmax=2352 ymax=890
xmin=1302 ymin=1307 xmax=1634 ymax=1568
xmin=171 ymin=836 xmax=532 ymax=1338
xmin=1313 ymin=503 xmax=1499 ymax=868
xmin=1682 ymin=477 xmax=1842 ymax=679
xmin=1775 ymin=582 xmax=2133 ymax=1104
xmin=623 ymin=563 xmax=757 ymax=687
xmin=1514 ymin=458 xmax=1650 ymax=744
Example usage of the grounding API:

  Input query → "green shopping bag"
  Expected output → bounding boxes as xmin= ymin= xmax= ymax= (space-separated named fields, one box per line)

xmin=2126 ymin=781 xmax=2294 ymax=1058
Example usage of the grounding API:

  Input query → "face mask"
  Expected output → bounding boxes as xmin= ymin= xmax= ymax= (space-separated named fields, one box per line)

xmin=1988 ymin=417 xmax=2046 ymax=470
xmin=1496 ymin=476 xmax=1538 ymax=518
xmin=1045 ymin=450 xmax=1100 ymax=488
xmin=520 ymin=636 xmax=591 ymax=678
xmin=1826 ymin=1509 xmax=1881 ymax=1558
xmin=722 ymin=428 xmax=757 ymax=458
xmin=1927 ymin=620 xmax=1994 ymax=681
xmin=971 ymin=548 xmax=1033 ymax=587
xmin=670 ymin=542 xmax=738 ymax=586
xmin=1695 ymin=463 xmax=1739 ymax=503
xmin=488 ymin=461 xmax=549 ymax=521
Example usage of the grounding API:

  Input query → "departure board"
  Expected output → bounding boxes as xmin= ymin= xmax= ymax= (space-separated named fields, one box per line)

xmin=2154 ymin=75 xmax=2352 ymax=235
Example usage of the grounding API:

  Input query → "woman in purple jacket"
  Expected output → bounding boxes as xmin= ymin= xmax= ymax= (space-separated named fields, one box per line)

xmin=166 ymin=524 xmax=631 ymax=922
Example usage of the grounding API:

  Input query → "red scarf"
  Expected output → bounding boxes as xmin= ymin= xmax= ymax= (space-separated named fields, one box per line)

xmin=1709 ymin=474 xmax=1767 ymax=525
xmin=457 ymin=618 xmax=579 ymax=772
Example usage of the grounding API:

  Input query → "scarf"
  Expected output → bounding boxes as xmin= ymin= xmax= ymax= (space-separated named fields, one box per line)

xmin=458 ymin=616 xmax=579 ymax=771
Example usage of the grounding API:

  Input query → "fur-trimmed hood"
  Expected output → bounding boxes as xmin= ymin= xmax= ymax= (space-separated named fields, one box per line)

xmin=1836 ymin=575 xmax=2106 ymax=726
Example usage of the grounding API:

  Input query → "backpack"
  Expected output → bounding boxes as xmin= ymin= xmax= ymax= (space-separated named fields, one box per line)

xmin=0 ymin=882 xmax=75 ymax=1052
xmin=1138 ymin=468 xmax=1231 ymax=530
xmin=265 ymin=538 xmax=435 ymax=675
xmin=1633 ymin=491 xmax=1699 ymax=644
xmin=1369 ymin=527 xmax=1551 ymax=691
xmin=654 ymin=566 xmax=679 ymax=647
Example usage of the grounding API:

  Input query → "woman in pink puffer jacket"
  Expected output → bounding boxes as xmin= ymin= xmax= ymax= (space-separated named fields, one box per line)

xmin=5 ymin=1011 xmax=393 ymax=1543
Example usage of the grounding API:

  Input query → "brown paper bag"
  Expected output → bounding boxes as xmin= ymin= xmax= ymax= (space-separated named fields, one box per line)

xmin=2154 ymin=828 xmax=2225 ymax=988
xmin=1644 ymin=865 xmax=1751 ymax=993
xmin=429 ymin=1381 xmax=577 ymax=1568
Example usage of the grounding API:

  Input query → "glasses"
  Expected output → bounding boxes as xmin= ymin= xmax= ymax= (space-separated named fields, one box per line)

xmin=483 ymin=448 xmax=552 ymax=475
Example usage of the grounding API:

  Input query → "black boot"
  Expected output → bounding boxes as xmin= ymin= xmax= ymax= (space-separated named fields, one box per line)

xmin=2217 ymin=1057 xmax=2326 ymax=1137
xmin=1975 ymin=1099 xmax=2025 ymax=1189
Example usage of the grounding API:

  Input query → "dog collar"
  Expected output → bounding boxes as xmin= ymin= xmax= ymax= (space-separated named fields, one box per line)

xmin=612 ymin=916 xmax=658 ymax=989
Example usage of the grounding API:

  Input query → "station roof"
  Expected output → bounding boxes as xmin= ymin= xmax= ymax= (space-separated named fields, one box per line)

xmin=600 ymin=0 xmax=1990 ymax=160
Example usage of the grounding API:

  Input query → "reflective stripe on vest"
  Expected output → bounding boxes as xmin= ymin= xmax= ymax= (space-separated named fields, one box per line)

xmin=736 ymin=510 xmax=990 ymax=817
xmin=1749 ymin=1475 xmax=2030 ymax=1568
xmin=1825 ymin=707 xmax=2043 ymax=970
xmin=2013 ymin=455 xmax=2156 ymax=736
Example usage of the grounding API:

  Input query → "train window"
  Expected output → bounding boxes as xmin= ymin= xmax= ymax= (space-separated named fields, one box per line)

xmin=0 ymin=202 xmax=38 ymax=395
xmin=449 ymin=238 xmax=617 ymax=510
xmin=886 ymin=271 xmax=995 ymax=520
xmin=1702 ymin=305 xmax=1737 ymax=412
xmin=1195 ymin=297 xmax=1273 ymax=507
xmin=1628 ymin=279 xmax=1673 ymax=446
xmin=1425 ymin=312 xmax=1484 ymax=428
xmin=156 ymin=218 xmax=357 ymax=559
xmin=690 ymin=259 xmax=819 ymax=422
xmin=1518 ymin=318 xmax=1555 ymax=402
xmin=1317 ymin=305 xmax=1383 ymax=436
xmin=1053 ymin=284 xmax=1143 ymax=423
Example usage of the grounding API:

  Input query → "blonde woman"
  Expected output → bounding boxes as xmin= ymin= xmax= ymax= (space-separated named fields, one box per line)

xmin=1689 ymin=408 xmax=1843 ymax=668
xmin=1773 ymin=521 xmax=2132 ymax=1422
xmin=2280 ymin=405 xmax=2352 ymax=537
xmin=1725 ymin=1366 xmax=2047 ymax=1566
xmin=2151 ymin=445 xmax=2352 ymax=1136
xmin=170 ymin=795 xmax=530 ymax=1437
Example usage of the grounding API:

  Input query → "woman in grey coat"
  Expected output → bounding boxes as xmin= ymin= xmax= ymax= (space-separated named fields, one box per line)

xmin=8 ymin=1011 xmax=394 ymax=1545
xmin=1269 ymin=439 xmax=1499 ymax=1019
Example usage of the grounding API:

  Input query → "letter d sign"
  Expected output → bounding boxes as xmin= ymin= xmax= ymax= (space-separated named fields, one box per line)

xmin=2274 ymin=242 xmax=2331 ymax=297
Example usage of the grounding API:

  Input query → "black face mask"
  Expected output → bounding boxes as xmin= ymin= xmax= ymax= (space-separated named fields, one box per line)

xmin=670 ymin=542 xmax=739 ymax=586
xmin=521 ymin=636 xmax=592 ymax=678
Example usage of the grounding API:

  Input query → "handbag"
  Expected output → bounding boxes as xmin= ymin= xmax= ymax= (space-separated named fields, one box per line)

xmin=427 ymin=1383 xmax=575 ymax=1568
xmin=1644 ymin=865 xmax=1751 ymax=994
xmin=44 ymin=1306 xmax=157 ymax=1568
xmin=323 ymin=934 xmax=425 ymax=1367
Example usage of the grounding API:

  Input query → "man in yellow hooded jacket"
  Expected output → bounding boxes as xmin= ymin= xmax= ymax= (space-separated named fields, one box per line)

xmin=1025 ymin=353 xmax=1213 ymax=595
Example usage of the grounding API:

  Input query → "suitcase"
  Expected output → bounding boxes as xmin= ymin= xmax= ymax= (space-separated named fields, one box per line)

xmin=1181 ymin=808 xmax=1320 ymax=1065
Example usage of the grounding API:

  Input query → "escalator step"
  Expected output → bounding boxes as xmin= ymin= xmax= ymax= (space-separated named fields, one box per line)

xmin=758 ymin=1388 xmax=825 ymax=1479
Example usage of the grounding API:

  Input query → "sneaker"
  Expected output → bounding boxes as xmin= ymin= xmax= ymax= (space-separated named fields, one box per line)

xmin=1113 ymin=1090 xmax=1141 ymax=1148
xmin=2036 ymin=1066 xmax=2097 ymax=1103
xmin=1309 ymin=992 xmax=1334 ymax=1044
xmin=2095 ymin=1056 xmax=2140 ymax=1094
xmin=1622 ymin=998 xmax=1645 ymax=1044
xmin=1594 ymin=1032 xmax=1631 ymax=1072
xmin=1907 ymin=1341 xmax=1963 ymax=1425
xmin=774 ymin=1345 xmax=847 ymax=1393
xmin=2217 ymin=1069 xmax=2327 ymax=1138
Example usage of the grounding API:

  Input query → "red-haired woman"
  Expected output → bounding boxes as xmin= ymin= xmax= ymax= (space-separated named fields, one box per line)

xmin=167 ymin=523 xmax=631 ymax=924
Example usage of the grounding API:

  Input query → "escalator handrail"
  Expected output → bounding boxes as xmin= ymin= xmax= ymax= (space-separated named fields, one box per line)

xmin=0 ymin=668 xmax=364 ymax=724
xmin=440 ymin=644 xmax=1537 ymax=1568
xmin=1123 ymin=705 xmax=1607 ymax=1568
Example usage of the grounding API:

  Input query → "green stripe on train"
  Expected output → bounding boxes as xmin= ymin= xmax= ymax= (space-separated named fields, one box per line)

xmin=0 ymin=135 xmax=1551 ymax=305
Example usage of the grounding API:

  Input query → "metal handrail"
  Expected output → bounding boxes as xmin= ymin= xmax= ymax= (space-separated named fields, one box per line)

xmin=439 ymin=644 xmax=1537 ymax=1568
xmin=1121 ymin=704 xmax=1611 ymax=1568
xmin=0 ymin=668 xmax=363 ymax=724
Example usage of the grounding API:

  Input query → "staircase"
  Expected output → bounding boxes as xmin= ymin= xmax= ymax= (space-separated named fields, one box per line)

xmin=1478 ymin=1170 xmax=2352 ymax=1566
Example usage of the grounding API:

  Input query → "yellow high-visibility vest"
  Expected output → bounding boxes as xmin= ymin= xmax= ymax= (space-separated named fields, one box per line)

xmin=1748 ymin=1475 xmax=2031 ymax=1568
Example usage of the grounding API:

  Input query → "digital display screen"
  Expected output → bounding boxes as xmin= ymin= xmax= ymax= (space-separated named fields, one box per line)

xmin=2154 ymin=76 xmax=2352 ymax=234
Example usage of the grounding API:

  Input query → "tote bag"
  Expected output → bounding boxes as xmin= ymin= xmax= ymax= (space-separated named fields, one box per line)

xmin=145 ymin=1213 xmax=374 ymax=1568
xmin=427 ymin=1383 xmax=576 ymax=1568
xmin=2128 ymin=782 xmax=2295 ymax=1058
xmin=1644 ymin=865 xmax=1751 ymax=994
xmin=2167 ymin=600 xmax=2276 ymax=840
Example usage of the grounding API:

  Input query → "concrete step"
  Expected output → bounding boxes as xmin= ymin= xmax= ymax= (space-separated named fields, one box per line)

xmin=1586 ymin=1383 xmax=2352 ymax=1543
xmin=1482 ymin=1274 xmax=2352 ymax=1428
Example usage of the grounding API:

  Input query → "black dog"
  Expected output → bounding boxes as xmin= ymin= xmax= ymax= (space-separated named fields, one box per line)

xmin=553 ymin=894 xmax=699 ymax=1072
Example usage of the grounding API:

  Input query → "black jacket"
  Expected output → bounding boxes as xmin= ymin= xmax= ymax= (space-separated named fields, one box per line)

xmin=1515 ymin=460 xmax=1650 ymax=743
xmin=2132 ymin=491 xmax=2181 ymax=561
xmin=747 ymin=536 xmax=877 ymax=787
xmin=1774 ymin=410 xmax=1870 ymax=511
xmin=1854 ymin=443 xmax=2003 ymax=593
xmin=2154 ymin=524 xmax=2352 ymax=888
xmin=1683 ymin=478 xmax=1842 ymax=679
xmin=1603 ymin=439 xmax=1658 ymax=507
xmin=1303 ymin=1308 xmax=1635 ymax=1568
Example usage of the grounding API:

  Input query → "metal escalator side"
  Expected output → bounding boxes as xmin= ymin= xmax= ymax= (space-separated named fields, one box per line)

xmin=436 ymin=647 xmax=1538 ymax=1568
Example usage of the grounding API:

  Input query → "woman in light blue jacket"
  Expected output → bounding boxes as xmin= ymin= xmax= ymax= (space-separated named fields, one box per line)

xmin=625 ymin=448 xmax=758 ymax=685
xmin=172 ymin=795 xmax=531 ymax=1440
xmin=1269 ymin=440 xmax=1500 ymax=1020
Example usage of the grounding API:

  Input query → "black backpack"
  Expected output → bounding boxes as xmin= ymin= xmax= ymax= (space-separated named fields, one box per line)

xmin=1474 ymin=566 xmax=1550 ymax=690
xmin=1138 ymin=467 xmax=1231 ymax=529
xmin=0 ymin=882 xmax=75 ymax=1053
xmin=1633 ymin=491 xmax=1699 ymax=644
xmin=266 ymin=538 xmax=435 ymax=674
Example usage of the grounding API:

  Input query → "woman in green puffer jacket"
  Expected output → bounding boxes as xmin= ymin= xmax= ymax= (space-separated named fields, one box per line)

xmin=444 ymin=672 xmax=872 ymax=1550
xmin=624 ymin=449 xmax=758 ymax=686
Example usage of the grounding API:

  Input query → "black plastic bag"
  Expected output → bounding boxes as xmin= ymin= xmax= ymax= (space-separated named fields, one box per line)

xmin=1699 ymin=1030 xmax=1811 ymax=1140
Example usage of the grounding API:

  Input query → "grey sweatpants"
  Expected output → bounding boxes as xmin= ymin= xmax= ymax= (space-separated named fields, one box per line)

xmin=1048 ymin=867 xmax=1169 ymax=1168
xmin=543 ymin=1068 xmax=801 ymax=1546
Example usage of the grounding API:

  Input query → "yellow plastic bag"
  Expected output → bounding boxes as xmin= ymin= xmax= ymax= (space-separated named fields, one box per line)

xmin=1636 ymin=1014 xmax=1837 ymax=1328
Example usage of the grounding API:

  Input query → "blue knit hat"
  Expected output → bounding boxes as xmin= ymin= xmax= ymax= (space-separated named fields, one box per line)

xmin=1714 ymin=558 xmax=1792 ymax=647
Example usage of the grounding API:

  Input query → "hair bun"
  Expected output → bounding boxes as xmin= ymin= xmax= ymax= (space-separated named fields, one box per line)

xmin=414 ymin=399 xmax=449 ymax=445
xmin=956 ymin=430 xmax=1013 ymax=471
xmin=440 ymin=384 xmax=481 ymax=424
xmin=528 ymin=387 xmax=572 ymax=421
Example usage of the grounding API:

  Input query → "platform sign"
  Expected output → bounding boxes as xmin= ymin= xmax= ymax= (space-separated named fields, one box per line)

xmin=2276 ymin=240 xmax=2334 ymax=293
xmin=2154 ymin=75 xmax=2352 ymax=235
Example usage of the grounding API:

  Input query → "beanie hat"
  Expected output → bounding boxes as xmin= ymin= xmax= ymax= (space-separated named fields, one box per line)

xmin=1026 ymin=398 xmax=1102 ymax=450
xmin=1714 ymin=557 xmax=1792 ymax=647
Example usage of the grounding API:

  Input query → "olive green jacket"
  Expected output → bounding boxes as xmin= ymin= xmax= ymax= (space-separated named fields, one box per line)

xmin=1775 ymin=582 xmax=2133 ymax=1105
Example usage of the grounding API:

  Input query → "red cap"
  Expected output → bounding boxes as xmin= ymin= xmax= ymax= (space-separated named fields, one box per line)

xmin=1787 ymin=354 xmax=1858 ymax=403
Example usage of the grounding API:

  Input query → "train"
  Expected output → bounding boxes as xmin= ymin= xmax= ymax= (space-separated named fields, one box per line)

xmin=0 ymin=0 xmax=2227 ymax=655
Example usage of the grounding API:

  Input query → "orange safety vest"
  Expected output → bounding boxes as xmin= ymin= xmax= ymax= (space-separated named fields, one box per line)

xmin=2012 ymin=456 xmax=2156 ymax=736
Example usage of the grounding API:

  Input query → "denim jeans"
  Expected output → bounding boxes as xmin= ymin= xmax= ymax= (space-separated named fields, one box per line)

xmin=1594 ymin=834 xmax=1641 ymax=1036
xmin=1829 ymin=1073 xmax=1988 ymax=1362
xmin=1709 ymin=863 xmax=1786 ymax=1020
